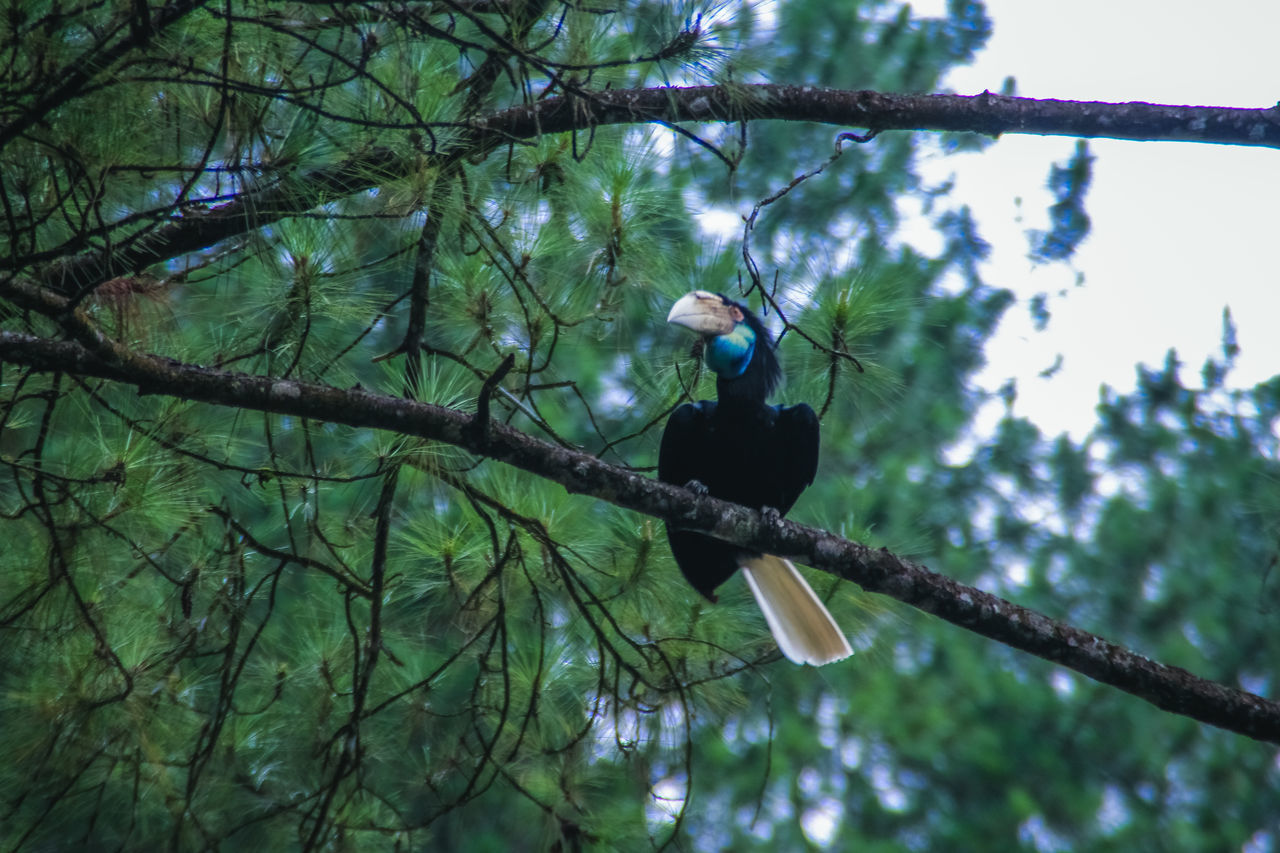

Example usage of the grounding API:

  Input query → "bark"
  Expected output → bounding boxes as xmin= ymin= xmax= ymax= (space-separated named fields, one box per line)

xmin=2 ymin=326 xmax=1277 ymax=746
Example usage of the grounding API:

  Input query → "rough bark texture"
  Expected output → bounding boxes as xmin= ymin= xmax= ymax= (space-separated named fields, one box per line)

xmin=2 ymin=326 xmax=1277 ymax=746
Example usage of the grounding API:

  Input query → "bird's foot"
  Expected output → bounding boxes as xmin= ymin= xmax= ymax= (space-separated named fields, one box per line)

xmin=760 ymin=506 xmax=785 ymax=548
xmin=683 ymin=479 xmax=710 ymax=496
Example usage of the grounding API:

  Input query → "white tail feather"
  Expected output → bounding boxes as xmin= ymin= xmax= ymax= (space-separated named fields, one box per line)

xmin=740 ymin=555 xmax=853 ymax=666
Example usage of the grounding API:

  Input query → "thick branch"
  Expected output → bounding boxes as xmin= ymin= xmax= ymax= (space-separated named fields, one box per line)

xmin=2 ymin=329 xmax=1278 ymax=745
xmin=34 ymin=147 xmax=408 ymax=300
xmin=32 ymin=86 xmax=1280 ymax=295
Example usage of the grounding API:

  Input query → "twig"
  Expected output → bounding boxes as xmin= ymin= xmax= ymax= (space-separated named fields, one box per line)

xmin=470 ymin=353 xmax=516 ymax=448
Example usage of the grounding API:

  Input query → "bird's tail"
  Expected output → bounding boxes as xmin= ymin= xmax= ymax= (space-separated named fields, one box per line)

xmin=740 ymin=554 xmax=853 ymax=666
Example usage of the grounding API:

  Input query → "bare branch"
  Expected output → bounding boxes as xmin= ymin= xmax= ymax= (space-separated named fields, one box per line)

xmin=29 ymin=86 xmax=1280 ymax=297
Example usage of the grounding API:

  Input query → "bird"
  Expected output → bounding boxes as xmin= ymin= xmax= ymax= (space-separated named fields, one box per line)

xmin=658 ymin=290 xmax=852 ymax=666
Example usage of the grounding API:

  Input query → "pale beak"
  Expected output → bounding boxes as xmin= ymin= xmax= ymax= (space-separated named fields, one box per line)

xmin=666 ymin=291 xmax=738 ymax=336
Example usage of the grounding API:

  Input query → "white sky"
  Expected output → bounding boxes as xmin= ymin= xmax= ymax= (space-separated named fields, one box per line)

xmin=917 ymin=0 xmax=1280 ymax=438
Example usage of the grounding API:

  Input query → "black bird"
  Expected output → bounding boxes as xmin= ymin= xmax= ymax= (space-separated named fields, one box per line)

xmin=659 ymin=291 xmax=852 ymax=666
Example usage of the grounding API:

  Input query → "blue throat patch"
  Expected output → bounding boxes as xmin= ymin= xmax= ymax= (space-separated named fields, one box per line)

xmin=704 ymin=322 xmax=756 ymax=378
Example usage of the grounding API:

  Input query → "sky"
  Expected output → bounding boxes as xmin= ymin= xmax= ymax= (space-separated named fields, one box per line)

xmin=914 ymin=0 xmax=1280 ymax=439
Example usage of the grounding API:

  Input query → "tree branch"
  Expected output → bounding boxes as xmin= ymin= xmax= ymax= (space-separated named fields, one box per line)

xmin=481 ymin=85 xmax=1280 ymax=149
xmin=29 ymin=86 xmax=1280 ymax=296
xmin=0 ymin=0 xmax=213 ymax=151
xmin=2 ymin=329 xmax=1277 ymax=745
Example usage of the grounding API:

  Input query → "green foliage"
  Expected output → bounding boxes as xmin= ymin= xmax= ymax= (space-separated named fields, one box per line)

xmin=2 ymin=1 xmax=1277 ymax=851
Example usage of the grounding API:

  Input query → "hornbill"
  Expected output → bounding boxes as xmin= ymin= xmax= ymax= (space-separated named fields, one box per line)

xmin=659 ymin=290 xmax=853 ymax=666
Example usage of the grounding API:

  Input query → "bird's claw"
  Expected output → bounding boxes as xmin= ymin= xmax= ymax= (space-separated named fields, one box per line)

xmin=761 ymin=506 xmax=782 ymax=524
xmin=684 ymin=479 xmax=710 ymax=497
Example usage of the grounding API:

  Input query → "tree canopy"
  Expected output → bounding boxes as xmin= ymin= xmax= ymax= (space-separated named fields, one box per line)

xmin=2 ymin=1 xmax=1277 ymax=850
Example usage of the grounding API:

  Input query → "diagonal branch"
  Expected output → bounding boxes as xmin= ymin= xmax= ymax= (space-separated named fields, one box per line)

xmin=31 ymin=86 xmax=1280 ymax=296
xmin=1 ymin=328 xmax=1278 ymax=746
xmin=0 ymin=0 xmax=213 ymax=151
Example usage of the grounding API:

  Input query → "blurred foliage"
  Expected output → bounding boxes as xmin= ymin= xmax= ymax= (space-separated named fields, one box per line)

xmin=1031 ymin=139 xmax=1094 ymax=262
xmin=1 ymin=1 xmax=1277 ymax=851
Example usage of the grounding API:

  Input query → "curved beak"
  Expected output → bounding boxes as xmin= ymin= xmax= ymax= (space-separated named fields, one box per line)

xmin=667 ymin=291 xmax=738 ymax=336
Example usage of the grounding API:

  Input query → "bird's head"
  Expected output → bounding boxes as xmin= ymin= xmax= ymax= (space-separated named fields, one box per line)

xmin=667 ymin=290 xmax=780 ymax=397
xmin=667 ymin=290 xmax=756 ymax=379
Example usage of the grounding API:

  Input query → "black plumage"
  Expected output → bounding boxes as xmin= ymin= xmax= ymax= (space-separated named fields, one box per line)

xmin=659 ymin=291 xmax=850 ymax=665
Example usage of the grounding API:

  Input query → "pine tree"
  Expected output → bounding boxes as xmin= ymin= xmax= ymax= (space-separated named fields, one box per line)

xmin=1 ymin=1 xmax=1277 ymax=849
